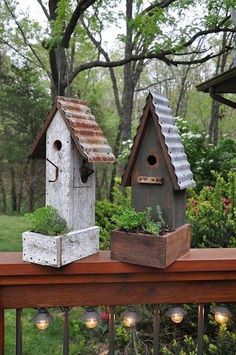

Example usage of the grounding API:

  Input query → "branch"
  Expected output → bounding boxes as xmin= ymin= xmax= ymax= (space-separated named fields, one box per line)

xmin=36 ymin=0 xmax=50 ymax=20
xmin=171 ymin=27 xmax=235 ymax=54
xmin=0 ymin=39 xmax=37 ymax=65
xmin=3 ymin=0 xmax=51 ymax=78
xmin=142 ymin=0 xmax=178 ymax=14
xmin=81 ymin=17 xmax=122 ymax=117
xmin=136 ymin=78 xmax=174 ymax=92
xmin=169 ymin=46 xmax=233 ymax=65
xmin=60 ymin=0 xmax=98 ymax=48
xmin=71 ymin=43 xmax=233 ymax=81
xmin=71 ymin=53 xmax=172 ymax=81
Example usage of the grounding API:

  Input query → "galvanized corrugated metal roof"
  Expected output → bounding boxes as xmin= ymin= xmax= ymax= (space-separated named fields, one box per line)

xmin=29 ymin=96 xmax=115 ymax=163
xmin=57 ymin=97 xmax=115 ymax=163
xmin=150 ymin=91 xmax=195 ymax=190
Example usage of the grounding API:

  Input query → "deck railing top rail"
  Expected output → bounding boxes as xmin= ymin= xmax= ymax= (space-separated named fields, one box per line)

xmin=0 ymin=249 xmax=236 ymax=308
xmin=1 ymin=249 xmax=236 ymax=276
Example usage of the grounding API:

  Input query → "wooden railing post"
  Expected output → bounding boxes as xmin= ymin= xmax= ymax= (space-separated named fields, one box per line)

xmin=107 ymin=306 xmax=115 ymax=355
xmin=153 ymin=304 xmax=161 ymax=355
xmin=0 ymin=308 xmax=4 ymax=355
xmin=197 ymin=304 xmax=205 ymax=355
xmin=16 ymin=308 xmax=23 ymax=355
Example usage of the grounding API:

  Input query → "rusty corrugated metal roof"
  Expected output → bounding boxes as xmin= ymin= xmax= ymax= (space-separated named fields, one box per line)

xmin=29 ymin=96 xmax=115 ymax=163
xmin=150 ymin=92 xmax=195 ymax=190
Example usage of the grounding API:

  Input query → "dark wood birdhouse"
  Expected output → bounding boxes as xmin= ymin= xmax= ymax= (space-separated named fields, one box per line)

xmin=122 ymin=91 xmax=195 ymax=229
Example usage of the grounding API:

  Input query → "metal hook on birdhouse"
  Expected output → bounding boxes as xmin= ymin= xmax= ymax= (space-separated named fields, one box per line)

xmin=80 ymin=160 xmax=94 ymax=183
xmin=46 ymin=158 xmax=59 ymax=183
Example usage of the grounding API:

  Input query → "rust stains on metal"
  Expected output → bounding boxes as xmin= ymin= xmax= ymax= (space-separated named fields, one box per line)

xmin=29 ymin=96 xmax=115 ymax=163
xmin=137 ymin=176 xmax=163 ymax=184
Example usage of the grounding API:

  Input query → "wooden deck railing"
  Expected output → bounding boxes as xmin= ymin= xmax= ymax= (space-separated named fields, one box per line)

xmin=0 ymin=248 xmax=236 ymax=353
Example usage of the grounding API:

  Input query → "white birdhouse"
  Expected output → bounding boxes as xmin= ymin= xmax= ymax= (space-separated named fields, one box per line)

xmin=29 ymin=96 xmax=115 ymax=231
xmin=23 ymin=97 xmax=115 ymax=267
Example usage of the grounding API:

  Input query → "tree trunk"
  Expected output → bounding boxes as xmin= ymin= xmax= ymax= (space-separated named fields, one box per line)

xmin=120 ymin=0 xmax=134 ymax=143
xmin=28 ymin=160 xmax=36 ymax=212
xmin=17 ymin=160 xmax=29 ymax=213
xmin=10 ymin=167 xmax=17 ymax=212
xmin=208 ymin=99 xmax=220 ymax=145
xmin=109 ymin=122 xmax=122 ymax=201
xmin=208 ymin=32 xmax=232 ymax=144
xmin=48 ymin=0 xmax=68 ymax=98
xmin=0 ymin=169 xmax=7 ymax=213
xmin=175 ymin=66 xmax=191 ymax=117
xmin=121 ymin=80 xmax=135 ymax=142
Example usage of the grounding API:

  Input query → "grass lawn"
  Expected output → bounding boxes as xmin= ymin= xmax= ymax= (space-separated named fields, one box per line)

xmin=0 ymin=215 xmax=28 ymax=251
xmin=5 ymin=308 xmax=97 ymax=354
xmin=0 ymin=215 xmax=104 ymax=354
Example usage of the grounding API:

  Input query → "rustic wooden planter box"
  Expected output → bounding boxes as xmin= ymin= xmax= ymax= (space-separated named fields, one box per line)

xmin=22 ymin=226 xmax=100 ymax=268
xmin=111 ymin=224 xmax=191 ymax=269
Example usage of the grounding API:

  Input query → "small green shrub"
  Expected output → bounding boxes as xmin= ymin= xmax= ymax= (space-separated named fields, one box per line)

xmin=177 ymin=117 xmax=236 ymax=191
xmin=187 ymin=172 xmax=236 ymax=248
xmin=24 ymin=206 xmax=68 ymax=236
xmin=112 ymin=205 xmax=165 ymax=235
xmin=95 ymin=177 xmax=131 ymax=249
xmin=95 ymin=199 xmax=118 ymax=249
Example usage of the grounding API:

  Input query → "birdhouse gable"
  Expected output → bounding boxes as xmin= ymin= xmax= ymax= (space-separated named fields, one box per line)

xmin=29 ymin=96 xmax=115 ymax=164
xmin=122 ymin=91 xmax=195 ymax=190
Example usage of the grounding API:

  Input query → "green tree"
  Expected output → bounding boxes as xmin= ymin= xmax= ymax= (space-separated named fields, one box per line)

xmin=0 ymin=55 xmax=50 ymax=212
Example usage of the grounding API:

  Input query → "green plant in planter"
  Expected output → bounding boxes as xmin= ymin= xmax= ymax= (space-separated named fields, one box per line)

xmin=24 ymin=206 xmax=68 ymax=236
xmin=112 ymin=205 xmax=166 ymax=235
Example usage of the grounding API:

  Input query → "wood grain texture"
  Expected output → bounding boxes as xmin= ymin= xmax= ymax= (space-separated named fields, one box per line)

xmin=22 ymin=227 xmax=99 ymax=267
xmin=0 ymin=249 xmax=236 ymax=308
xmin=131 ymin=116 xmax=186 ymax=228
xmin=46 ymin=111 xmax=73 ymax=228
xmin=22 ymin=232 xmax=61 ymax=267
xmin=0 ymin=280 xmax=236 ymax=308
xmin=61 ymin=226 xmax=99 ymax=265
xmin=46 ymin=111 xmax=96 ymax=231
xmin=1 ymin=249 xmax=236 ymax=274
xmin=110 ymin=224 xmax=190 ymax=268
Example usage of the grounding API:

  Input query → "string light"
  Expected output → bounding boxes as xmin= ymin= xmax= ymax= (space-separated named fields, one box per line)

xmin=211 ymin=306 xmax=232 ymax=325
xmin=31 ymin=308 xmax=53 ymax=330
xmin=121 ymin=307 xmax=141 ymax=328
xmin=82 ymin=308 xmax=101 ymax=329
xmin=166 ymin=306 xmax=187 ymax=324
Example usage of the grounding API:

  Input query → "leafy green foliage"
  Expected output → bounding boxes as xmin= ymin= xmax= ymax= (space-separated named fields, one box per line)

xmin=206 ymin=324 xmax=236 ymax=354
xmin=177 ymin=118 xmax=236 ymax=191
xmin=187 ymin=172 xmax=236 ymax=248
xmin=95 ymin=199 xmax=118 ymax=249
xmin=24 ymin=206 xmax=68 ymax=236
xmin=161 ymin=335 xmax=197 ymax=355
xmin=112 ymin=205 xmax=165 ymax=235
xmin=49 ymin=0 xmax=72 ymax=48
xmin=96 ymin=178 xmax=131 ymax=249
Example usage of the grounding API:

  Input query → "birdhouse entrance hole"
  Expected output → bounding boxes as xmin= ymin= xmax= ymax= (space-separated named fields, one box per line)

xmin=147 ymin=155 xmax=157 ymax=166
xmin=53 ymin=140 xmax=62 ymax=151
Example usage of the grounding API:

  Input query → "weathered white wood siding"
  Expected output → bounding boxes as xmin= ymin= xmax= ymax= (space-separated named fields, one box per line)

xmin=72 ymin=148 xmax=95 ymax=229
xmin=46 ymin=111 xmax=73 ymax=227
xmin=61 ymin=226 xmax=99 ymax=265
xmin=46 ymin=111 xmax=96 ymax=231
xmin=22 ymin=226 xmax=100 ymax=268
